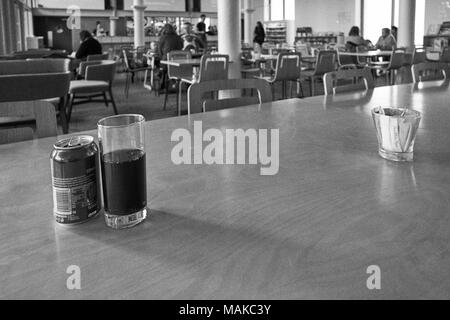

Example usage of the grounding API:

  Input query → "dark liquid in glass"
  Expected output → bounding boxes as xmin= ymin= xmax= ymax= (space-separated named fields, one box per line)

xmin=101 ymin=149 xmax=147 ymax=216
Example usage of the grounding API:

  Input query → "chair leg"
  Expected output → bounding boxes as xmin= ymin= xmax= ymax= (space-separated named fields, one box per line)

xmin=125 ymin=73 xmax=130 ymax=98
xmin=58 ymin=96 xmax=69 ymax=134
xmin=163 ymin=75 xmax=169 ymax=111
xmin=67 ymin=94 xmax=75 ymax=122
xmin=103 ymin=93 xmax=109 ymax=107
xmin=177 ymin=80 xmax=181 ymax=117
xmin=109 ymin=88 xmax=118 ymax=115
xmin=310 ymin=77 xmax=315 ymax=96
xmin=271 ymin=83 xmax=275 ymax=101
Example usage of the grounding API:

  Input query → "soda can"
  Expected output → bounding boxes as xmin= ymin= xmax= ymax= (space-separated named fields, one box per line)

xmin=51 ymin=136 xmax=101 ymax=225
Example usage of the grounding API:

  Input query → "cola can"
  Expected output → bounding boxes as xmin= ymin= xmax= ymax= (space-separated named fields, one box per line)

xmin=51 ymin=136 xmax=101 ymax=225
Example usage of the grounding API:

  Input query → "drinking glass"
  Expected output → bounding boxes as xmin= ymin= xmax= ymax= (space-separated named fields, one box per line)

xmin=372 ymin=107 xmax=422 ymax=162
xmin=98 ymin=115 xmax=147 ymax=229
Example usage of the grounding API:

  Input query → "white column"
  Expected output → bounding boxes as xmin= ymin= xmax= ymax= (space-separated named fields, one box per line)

xmin=132 ymin=0 xmax=146 ymax=48
xmin=109 ymin=0 xmax=118 ymax=37
xmin=218 ymin=0 xmax=241 ymax=80
xmin=397 ymin=0 xmax=416 ymax=49
xmin=244 ymin=0 xmax=255 ymax=45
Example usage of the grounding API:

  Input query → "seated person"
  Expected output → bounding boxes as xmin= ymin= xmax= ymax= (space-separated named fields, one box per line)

xmin=181 ymin=22 xmax=205 ymax=53
xmin=346 ymin=26 xmax=371 ymax=52
xmin=375 ymin=28 xmax=397 ymax=51
xmin=75 ymin=30 xmax=103 ymax=60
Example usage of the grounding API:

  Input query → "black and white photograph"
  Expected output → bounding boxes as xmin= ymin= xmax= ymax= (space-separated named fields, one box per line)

xmin=0 ymin=0 xmax=449 ymax=304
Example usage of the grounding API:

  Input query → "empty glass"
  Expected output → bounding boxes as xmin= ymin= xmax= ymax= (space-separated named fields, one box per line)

xmin=372 ymin=107 xmax=422 ymax=162
xmin=98 ymin=115 xmax=147 ymax=229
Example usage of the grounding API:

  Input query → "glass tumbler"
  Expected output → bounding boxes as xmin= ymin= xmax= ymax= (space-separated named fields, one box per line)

xmin=98 ymin=115 xmax=147 ymax=229
xmin=372 ymin=107 xmax=422 ymax=162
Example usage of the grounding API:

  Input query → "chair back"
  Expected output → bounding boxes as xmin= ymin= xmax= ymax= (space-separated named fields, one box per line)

xmin=0 ymin=101 xmax=57 ymax=144
xmin=0 ymin=59 xmax=71 ymax=102
xmin=122 ymin=47 xmax=147 ymax=71
xmin=388 ymin=50 xmax=405 ymax=70
xmin=412 ymin=62 xmax=447 ymax=82
xmin=412 ymin=47 xmax=427 ymax=65
xmin=272 ymin=52 xmax=302 ymax=82
xmin=295 ymin=43 xmax=310 ymax=57
xmin=0 ymin=58 xmax=70 ymax=75
xmin=338 ymin=52 xmax=357 ymax=69
xmin=313 ymin=50 xmax=338 ymax=76
xmin=198 ymin=54 xmax=229 ymax=82
xmin=80 ymin=60 xmax=117 ymax=84
xmin=440 ymin=47 xmax=450 ymax=64
xmin=323 ymin=67 xmax=375 ymax=95
xmin=167 ymin=50 xmax=193 ymax=80
xmin=87 ymin=53 xmax=109 ymax=61
xmin=188 ymin=79 xmax=272 ymax=114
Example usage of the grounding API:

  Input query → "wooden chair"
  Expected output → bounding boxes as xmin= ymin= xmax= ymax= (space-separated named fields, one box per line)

xmin=187 ymin=79 xmax=272 ymax=115
xmin=323 ymin=67 xmax=375 ymax=95
xmin=0 ymin=59 xmax=71 ymax=134
xmin=255 ymin=52 xmax=304 ymax=99
xmin=412 ymin=62 xmax=447 ymax=83
xmin=0 ymin=101 xmax=57 ymax=145
xmin=67 ymin=60 xmax=118 ymax=122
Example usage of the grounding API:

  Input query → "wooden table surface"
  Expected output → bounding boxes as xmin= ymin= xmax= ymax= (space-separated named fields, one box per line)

xmin=1 ymin=81 xmax=450 ymax=299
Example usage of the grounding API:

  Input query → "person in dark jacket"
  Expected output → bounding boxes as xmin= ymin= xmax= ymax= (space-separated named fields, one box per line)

xmin=158 ymin=24 xmax=184 ymax=90
xmin=253 ymin=21 xmax=265 ymax=51
xmin=158 ymin=24 xmax=184 ymax=59
xmin=75 ymin=30 xmax=102 ymax=60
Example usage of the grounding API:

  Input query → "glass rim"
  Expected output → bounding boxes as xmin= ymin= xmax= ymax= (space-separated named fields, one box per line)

xmin=371 ymin=107 xmax=422 ymax=119
xmin=97 ymin=114 xmax=145 ymax=129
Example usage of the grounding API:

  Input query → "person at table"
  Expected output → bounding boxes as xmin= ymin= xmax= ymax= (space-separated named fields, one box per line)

xmin=181 ymin=22 xmax=205 ymax=53
xmin=158 ymin=24 xmax=184 ymax=90
xmin=375 ymin=28 xmax=397 ymax=51
xmin=95 ymin=21 xmax=106 ymax=37
xmin=75 ymin=30 xmax=103 ymax=60
xmin=391 ymin=26 xmax=398 ymax=41
xmin=345 ymin=26 xmax=368 ymax=52
xmin=253 ymin=21 xmax=265 ymax=53
xmin=196 ymin=14 xmax=208 ymax=45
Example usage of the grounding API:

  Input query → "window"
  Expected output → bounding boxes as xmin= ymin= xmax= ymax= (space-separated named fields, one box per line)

xmin=415 ymin=0 xmax=425 ymax=46
xmin=363 ymin=0 xmax=393 ymax=44
xmin=265 ymin=0 xmax=295 ymax=21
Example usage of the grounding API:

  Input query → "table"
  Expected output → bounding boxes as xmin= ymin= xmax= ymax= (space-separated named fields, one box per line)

xmin=339 ymin=50 xmax=393 ymax=58
xmin=1 ymin=81 xmax=450 ymax=299
xmin=160 ymin=59 xmax=202 ymax=68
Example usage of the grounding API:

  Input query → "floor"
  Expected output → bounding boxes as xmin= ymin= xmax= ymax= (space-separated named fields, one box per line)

xmin=66 ymin=68 xmax=403 ymax=134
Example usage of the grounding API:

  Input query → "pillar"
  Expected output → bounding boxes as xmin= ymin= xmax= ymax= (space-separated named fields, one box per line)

xmin=218 ymin=0 xmax=241 ymax=80
xmin=109 ymin=0 xmax=118 ymax=37
xmin=132 ymin=0 xmax=146 ymax=48
xmin=244 ymin=0 xmax=255 ymax=45
xmin=397 ymin=0 xmax=416 ymax=49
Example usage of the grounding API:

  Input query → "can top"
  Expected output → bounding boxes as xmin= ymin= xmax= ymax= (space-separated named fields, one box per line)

xmin=54 ymin=136 xmax=94 ymax=150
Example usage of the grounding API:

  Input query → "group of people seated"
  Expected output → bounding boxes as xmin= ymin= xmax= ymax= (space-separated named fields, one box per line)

xmin=345 ymin=26 xmax=398 ymax=52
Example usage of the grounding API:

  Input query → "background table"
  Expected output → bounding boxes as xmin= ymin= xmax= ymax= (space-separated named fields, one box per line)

xmin=1 ymin=81 xmax=450 ymax=299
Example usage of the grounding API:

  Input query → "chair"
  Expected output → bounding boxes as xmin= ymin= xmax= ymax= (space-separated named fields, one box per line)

xmin=122 ymin=47 xmax=152 ymax=98
xmin=255 ymin=52 xmax=303 ymax=100
xmin=187 ymin=79 xmax=272 ymax=115
xmin=67 ymin=60 xmax=118 ymax=122
xmin=412 ymin=62 xmax=447 ymax=83
xmin=440 ymin=47 xmax=450 ymax=65
xmin=412 ymin=47 xmax=427 ymax=65
xmin=301 ymin=50 xmax=338 ymax=96
xmin=337 ymin=51 xmax=358 ymax=70
xmin=87 ymin=53 xmax=110 ymax=61
xmin=0 ymin=59 xmax=71 ymax=134
xmin=163 ymin=50 xmax=193 ymax=113
xmin=323 ymin=68 xmax=375 ymax=95
xmin=0 ymin=101 xmax=57 ymax=144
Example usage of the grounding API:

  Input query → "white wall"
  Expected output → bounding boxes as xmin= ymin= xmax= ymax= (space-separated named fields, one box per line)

xmin=295 ymin=0 xmax=356 ymax=34
xmin=37 ymin=0 xmax=104 ymax=9
xmin=123 ymin=0 xmax=185 ymax=11
xmin=424 ymin=0 xmax=450 ymax=34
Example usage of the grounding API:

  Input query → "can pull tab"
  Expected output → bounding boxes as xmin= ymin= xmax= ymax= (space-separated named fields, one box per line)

xmin=68 ymin=136 xmax=81 ymax=148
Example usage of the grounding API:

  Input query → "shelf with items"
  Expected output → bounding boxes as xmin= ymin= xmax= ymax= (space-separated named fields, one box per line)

xmin=264 ymin=21 xmax=288 ymax=44
xmin=295 ymin=36 xmax=338 ymax=47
